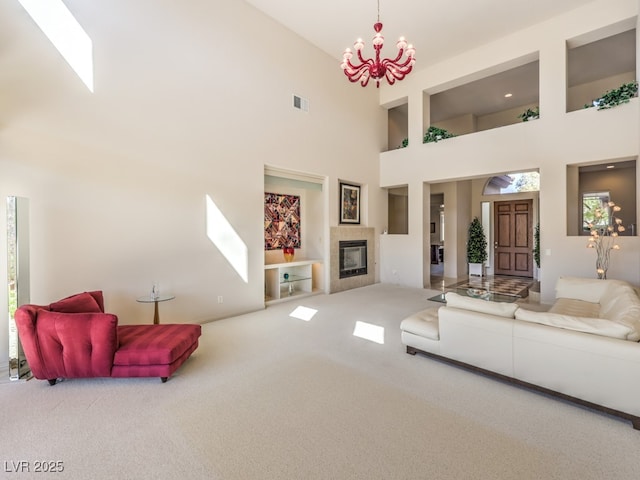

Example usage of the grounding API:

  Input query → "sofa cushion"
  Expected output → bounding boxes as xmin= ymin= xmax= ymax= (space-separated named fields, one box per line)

xmin=555 ymin=277 xmax=612 ymax=303
xmin=400 ymin=307 xmax=440 ymax=340
xmin=600 ymin=283 xmax=638 ymax=315
xmin=602 ymin=292 xmax=640 ymax=342
xmin=514 ymin=308 xmax=634 ymax=340
xmin=549 ymin=298 xmax=600 ymax=318
xmin=49 ymin=292 xmax=102 ymax=314
xmin=444 ymin=292 xmax=518 ymax=318
xmin=114 ymin=324 xmax=202 ymax=366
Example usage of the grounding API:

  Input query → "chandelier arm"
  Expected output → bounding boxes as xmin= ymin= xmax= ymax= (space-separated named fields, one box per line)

xmin=383 ymin=64 xmax=413 ymax=80
xmin=386 ymin=69 xmax=406 ymax=83
xmin=345 ymin=58 xmax=372 ymax=73
xmin=344 ymin=73 xmax=364 ymax=84
xmin=344 ymin=59 xmax=373 ymax=81
xmin=343 ymin=69 xmax=365 ymax=82
xmin=355 ymin=49 xmax=374 ymax=66
xmin=343 ymin=61 xmax=375 ymax=86
xmin=385 ymin=49 xmax=405 ymax=65
xmin=384 ymin=72 xmax=397 ymax=85
xmin=383 ymin=57 xmax=414 ymax=72
xmin=395 ymin=56 xmax=415 ymax=68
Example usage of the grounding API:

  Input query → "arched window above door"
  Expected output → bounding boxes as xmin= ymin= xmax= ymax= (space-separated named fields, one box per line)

xmin=483 ymin=172 xmax=540 ymax=195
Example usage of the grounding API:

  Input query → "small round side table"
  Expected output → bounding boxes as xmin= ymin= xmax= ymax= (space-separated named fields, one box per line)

xmin=136 ymin=294 xmax=175 ymax=324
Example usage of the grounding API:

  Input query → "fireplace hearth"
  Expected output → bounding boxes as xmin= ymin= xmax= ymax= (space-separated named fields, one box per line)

xmin=339 ymin=240 xmax=367 ymax=279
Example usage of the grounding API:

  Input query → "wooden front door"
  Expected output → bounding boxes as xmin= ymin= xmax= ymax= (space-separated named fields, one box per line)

xmin=494 ymin=200 xmax=533 ymax=277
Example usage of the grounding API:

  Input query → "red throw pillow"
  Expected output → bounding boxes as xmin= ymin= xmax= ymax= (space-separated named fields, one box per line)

xmin=49 ymin=292 xmax=102 ymax=313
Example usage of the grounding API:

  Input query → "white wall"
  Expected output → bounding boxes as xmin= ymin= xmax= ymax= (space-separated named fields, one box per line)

xmin=378 ymin=0 xmax=640 ymax=303
xmin=0 ymin=1 xmax=386 ymax=367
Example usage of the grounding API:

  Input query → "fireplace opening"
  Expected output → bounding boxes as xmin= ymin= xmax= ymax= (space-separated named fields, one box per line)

xmin=339 ymin=240 xmax=367 ymax=279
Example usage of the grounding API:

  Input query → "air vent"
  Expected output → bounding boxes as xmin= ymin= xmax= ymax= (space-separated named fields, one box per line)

xmin=293 ymin=94 xmax=309 ymax=112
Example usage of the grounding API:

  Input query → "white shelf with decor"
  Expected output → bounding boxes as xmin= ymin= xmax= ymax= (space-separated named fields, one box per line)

xmin=264 ymin=259 xmax=324 ymax=305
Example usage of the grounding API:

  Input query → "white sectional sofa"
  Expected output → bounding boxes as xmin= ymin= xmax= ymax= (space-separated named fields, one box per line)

xmin=400 ymin=277 xmax=640 ymax=429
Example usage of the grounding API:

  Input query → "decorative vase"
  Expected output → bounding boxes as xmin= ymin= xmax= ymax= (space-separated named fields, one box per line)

xmin=283 ymin=246 xmax=295 ymax=263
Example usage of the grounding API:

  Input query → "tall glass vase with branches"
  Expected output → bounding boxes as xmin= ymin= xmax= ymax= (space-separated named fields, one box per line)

xmin=586 ymin=201 xmax=624 ymax=279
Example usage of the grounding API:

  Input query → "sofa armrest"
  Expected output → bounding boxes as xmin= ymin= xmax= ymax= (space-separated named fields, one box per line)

xmin=34 ymin=310 xmax=118 ymax=379
xmin=14 ymin=305 xmax=49 ymax=380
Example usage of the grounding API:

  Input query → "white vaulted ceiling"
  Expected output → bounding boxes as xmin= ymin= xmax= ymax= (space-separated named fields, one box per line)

xmin=244 ymin=1 xmax=635 ymax=117
xmin=243 ymin=0 xmax=594 ymax=69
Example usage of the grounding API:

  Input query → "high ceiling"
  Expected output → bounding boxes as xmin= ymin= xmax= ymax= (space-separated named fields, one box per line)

xmin=244 ymin=1 xmax=636 ymax=118
xmin=244 ymin=0 xmax=594 ymax=69
xmin=1 ymin=1 xmax=634 ymax=126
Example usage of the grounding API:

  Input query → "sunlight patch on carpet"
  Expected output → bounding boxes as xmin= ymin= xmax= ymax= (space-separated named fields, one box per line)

xmin=353 ymin=321 xmax=385 ymax=344
xmin=289 ymin=305 xmax=318 ymax=321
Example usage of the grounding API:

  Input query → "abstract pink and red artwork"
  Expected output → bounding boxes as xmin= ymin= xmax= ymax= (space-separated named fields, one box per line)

xmin=264 ymin=192 xmax=301 ymax=250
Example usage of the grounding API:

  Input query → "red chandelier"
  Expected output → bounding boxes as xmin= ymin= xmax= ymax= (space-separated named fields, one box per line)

xmin=340 ymin=3 xmax=415 ymax=88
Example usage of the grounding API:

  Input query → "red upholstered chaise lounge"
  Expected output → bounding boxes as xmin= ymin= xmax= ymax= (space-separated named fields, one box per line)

xmin=15 ymin=291 xmax=201 ymax=384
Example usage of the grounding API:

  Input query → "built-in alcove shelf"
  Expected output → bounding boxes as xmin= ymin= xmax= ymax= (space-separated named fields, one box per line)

xmin=264 ymin=259 xmax=324 ymax=305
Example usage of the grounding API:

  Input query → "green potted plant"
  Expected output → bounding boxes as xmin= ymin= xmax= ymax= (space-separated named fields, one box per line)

xmin=584 ymin=81 xmax=638 ymax=110
xmin=533 ymin=223 xmax=540 ymax=278
xmin=467 ymin=217 xmax=488 ymax=276
xmin=517 ymin=106 xmax=539 ymax=122
xmin=423 ymin=126 xmax=456 ymax=143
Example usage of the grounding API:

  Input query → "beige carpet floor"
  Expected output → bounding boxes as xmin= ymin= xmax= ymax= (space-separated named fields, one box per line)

xmin=1 ymin=284 xmax=638 ymax=479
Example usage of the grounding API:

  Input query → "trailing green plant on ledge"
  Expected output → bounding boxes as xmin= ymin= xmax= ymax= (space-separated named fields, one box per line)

xmin=517 ymin=106 xmax=539 ymax=122
xmin=423 ymin=126 xmax=456 ymax=143
xmin=397 ymin=137 xmax=409 ymax=149
xmin=584 ymin=81 xmax=638 ymax=110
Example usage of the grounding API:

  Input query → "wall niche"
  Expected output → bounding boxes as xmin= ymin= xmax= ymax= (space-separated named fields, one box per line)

xmin=567 ymin=27 xmax=636 ymax=112
xmin=566 ymin=159 xmax=637 ymax=236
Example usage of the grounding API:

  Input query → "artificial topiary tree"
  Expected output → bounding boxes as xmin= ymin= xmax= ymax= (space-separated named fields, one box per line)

xmin=467 ymin=217 xmax=488 ymax=264
xmin=533 ymin=223 xmax=540 ymax=269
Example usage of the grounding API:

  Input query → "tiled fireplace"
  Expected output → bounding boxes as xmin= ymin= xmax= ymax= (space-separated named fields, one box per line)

xmin=330 ymin=227 xmax=375 ymax=293
xmin=339 ymin=240 xmax=367 ymax=279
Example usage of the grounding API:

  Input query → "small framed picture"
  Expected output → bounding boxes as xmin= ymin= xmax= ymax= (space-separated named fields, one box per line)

xmin=340 ymin=182 xmax=360 ymax=224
